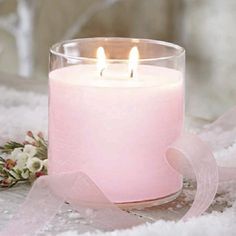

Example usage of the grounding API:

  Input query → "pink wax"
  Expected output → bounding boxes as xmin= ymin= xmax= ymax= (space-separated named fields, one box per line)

xmin=49 ymin=64 xmax=184 ymax=203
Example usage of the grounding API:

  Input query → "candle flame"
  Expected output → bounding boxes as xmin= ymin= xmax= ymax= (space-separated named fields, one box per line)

xmin=128 ymin=46 xmax=139 ymax=78
xmin=96 ymin=47 xmax=106 ymax=77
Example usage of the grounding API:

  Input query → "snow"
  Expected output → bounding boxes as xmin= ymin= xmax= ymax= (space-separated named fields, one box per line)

xmin=56 ymin=205 xmax=236 ymax=236
xmin=0 ymin=85 xmax=236 ymax=236
xmin=0 ymin=86 xmax=48 ymax=142
xmin=215 ymin=143 xmax=236 ymax=167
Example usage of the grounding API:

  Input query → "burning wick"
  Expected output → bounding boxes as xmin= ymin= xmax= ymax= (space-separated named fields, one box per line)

xmin=96 ymin=47 xmax=106 ymax=77
xmin=97 ymin=46 xmax=139 ymax=78
xmin=128 ymin=46 xmax=139 ymax=78
xmin=100 ymin=68 xmax=105 ymax=77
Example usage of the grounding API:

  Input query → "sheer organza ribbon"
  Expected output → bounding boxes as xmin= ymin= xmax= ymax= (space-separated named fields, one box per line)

xmin=1 ymin=107 xmax=236 ymax=236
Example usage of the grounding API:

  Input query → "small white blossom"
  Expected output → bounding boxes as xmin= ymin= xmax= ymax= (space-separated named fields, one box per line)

xmin=23 ymin=144 xmax=37 ymax=158
xmin=21 ymin=169 xmax=30 ymax=179
xmin=11 ymin=148 xmax=23 ymax=160
xmin=43 ymin=159 xmax=48 ymax=169
xmin=27 ymin=157 xmax=43 ymax=173
xmin=15 ymin=153 xmax=28 ymax=170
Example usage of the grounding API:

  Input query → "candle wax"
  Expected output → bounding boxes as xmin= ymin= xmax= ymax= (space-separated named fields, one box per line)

xmin=49 ymin=64 xmax=184 ymax=203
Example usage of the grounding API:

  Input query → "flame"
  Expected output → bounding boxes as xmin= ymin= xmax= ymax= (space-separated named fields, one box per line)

xmin=128 ymin=46 xmax=139 ymax=78
xmin=96 ymin=47 xmax=106 ymax=77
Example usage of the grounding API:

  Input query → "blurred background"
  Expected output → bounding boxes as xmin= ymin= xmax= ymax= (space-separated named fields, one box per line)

xmin=0 ymin=0 xmax=235 ymax=119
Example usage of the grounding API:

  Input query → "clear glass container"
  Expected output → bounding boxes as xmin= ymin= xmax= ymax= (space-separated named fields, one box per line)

xmin=49 ymin=38 xmax=185 ymax=208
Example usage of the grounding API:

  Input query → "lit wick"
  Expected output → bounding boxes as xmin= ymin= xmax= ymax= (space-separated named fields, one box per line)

xmin=96 ymin=47 xmax=106 ymax=77
xmin=128 ymin=46 xmax=139 ymax=78
xmin=100 ymin=68 xmax=105 ymax=77
xmin=130 ymin=69 xmax=134 ymax=78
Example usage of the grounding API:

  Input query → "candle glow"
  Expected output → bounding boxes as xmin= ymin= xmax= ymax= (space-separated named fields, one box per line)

xmin=96 ymin=47 xmax=106 ymax=77
xmin=97 ymin=46 xmax=140 ymax=78
xmin=128 ymin=46 xmax=139 ymax=78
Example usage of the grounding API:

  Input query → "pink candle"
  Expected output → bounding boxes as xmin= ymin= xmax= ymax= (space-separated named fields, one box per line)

xmin=49 ymin=63 xmax=184 ymax=203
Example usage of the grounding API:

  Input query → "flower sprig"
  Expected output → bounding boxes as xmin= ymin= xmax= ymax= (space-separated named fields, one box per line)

xmin=0 ymin=131 xmax=48 ymax=188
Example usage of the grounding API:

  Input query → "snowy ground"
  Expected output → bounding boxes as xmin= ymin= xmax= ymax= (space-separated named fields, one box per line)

xmin=0 ymin=84 xmax=236 ymax=235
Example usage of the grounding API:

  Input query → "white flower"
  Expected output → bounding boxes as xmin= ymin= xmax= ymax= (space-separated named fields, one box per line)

xmin=11 ymin=148 xmax=29 ymax=170
xmin=23 ymin=144 xmax=37 ymax=158
xmin=21 ymin=169 xmax=30 ymax=179
xmin=26 ymin=157 xmax=43 ymax=173
xmin=43 ymin=159 xmax=48 ymax=169
xmin=15 ymin=153 xmax=28 ymax=170
xmin=11 ymin=148 xmax=23 ymax=160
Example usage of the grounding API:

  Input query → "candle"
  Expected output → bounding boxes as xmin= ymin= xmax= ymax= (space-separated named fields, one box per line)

xmin=49 ymin=38 xmax=185 ymax=205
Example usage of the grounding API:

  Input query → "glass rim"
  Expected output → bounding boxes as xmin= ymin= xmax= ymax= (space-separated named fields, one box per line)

xmin=50 ymin=37 xmax=185 ymax=62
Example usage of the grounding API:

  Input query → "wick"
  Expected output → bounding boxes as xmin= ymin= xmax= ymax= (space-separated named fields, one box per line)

xmin=100 ymin=68 xmax=105 ymax=77
xmin=130 ymin=69 xmax=134 ymax=78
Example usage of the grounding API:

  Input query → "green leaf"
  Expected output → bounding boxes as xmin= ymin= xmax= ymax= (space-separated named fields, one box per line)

xmin=0 ymin=141 xmax=24 ymax=154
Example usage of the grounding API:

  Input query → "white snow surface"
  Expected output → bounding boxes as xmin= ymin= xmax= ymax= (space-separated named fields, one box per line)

xmin=0 ymin=86 xmax=236 ymax=236
xmin=0 ymin=86 xmax=48 ymax=142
